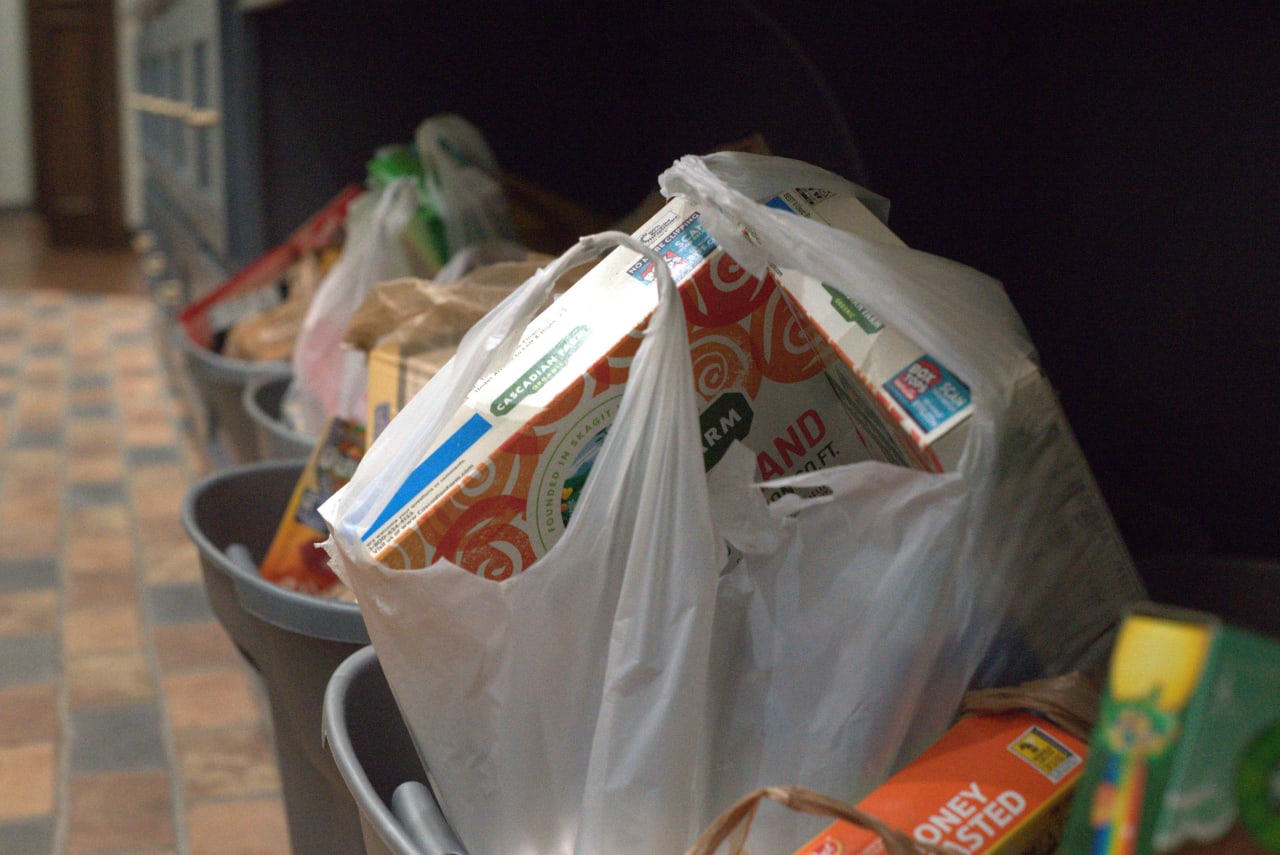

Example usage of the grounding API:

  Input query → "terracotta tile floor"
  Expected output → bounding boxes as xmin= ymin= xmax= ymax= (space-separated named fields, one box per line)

xmin=0 ymin=212 xmax=290 ymax=854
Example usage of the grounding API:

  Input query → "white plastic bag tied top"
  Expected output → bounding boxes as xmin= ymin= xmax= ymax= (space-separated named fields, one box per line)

xmin=416 ymin=114 xmax=516 ymax=259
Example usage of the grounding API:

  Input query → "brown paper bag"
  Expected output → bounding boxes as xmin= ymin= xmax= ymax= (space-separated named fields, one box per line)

xmin=223 ymin=250 xmax=328 ymax=361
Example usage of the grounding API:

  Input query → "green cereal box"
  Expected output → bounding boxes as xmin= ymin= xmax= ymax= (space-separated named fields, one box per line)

xmin=1060 ymin=605 xmax=1280 ymax=854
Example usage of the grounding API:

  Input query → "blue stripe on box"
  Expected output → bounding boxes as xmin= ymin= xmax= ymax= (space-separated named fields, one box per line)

xmin=362 ymin=412 xmax=492 ymax=542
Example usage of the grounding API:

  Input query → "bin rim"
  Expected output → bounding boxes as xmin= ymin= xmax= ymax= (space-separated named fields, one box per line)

xmin=323 ymin=644 xmax=428 ymax=855
xmin=175 ymin=323 xmax=292 ymax=384
xmin=243 ymin=374 xmax=316 ymax=450
xmin=181 ymin=459 xmax=369 ymax=645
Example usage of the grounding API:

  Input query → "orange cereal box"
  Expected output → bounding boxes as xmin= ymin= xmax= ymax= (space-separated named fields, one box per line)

xmin=795 ymin=712 xmax=1088 ymax=855
xmin=259 ymin=416 xmax=364 ymax=594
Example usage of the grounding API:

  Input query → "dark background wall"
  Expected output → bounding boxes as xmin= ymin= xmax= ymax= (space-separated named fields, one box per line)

xmin=243 ymin=0 xmax=1278 ymax=561
xmin=771 ymin=2 xmax=1279 ymax=561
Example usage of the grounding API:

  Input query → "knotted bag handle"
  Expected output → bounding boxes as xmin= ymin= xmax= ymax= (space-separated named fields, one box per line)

xmin=686 ymin=672 xmax=1099 ymax=855
xmin=683 ymin=785 xmax=950 ymax=855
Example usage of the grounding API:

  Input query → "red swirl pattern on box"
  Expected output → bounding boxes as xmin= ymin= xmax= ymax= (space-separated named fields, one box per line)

xmin=750 ymin=285 xmax=826 ymax=384
xmin=688 ymin=322 xmax=759 ymax=402
xmin=680 ymin=252 xmax=772 ymax=328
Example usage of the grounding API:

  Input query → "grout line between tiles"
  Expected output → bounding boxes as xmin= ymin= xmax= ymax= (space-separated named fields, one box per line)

xmin=119 ymin=297 xmax=194 ymax=855
xmin=52 ymin=293 xmax=73 ymax=855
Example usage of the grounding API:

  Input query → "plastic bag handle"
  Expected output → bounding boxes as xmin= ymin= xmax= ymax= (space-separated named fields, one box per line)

xmin=683 ymin=786 xmax=949 ymax=855
xmin=958 ymin=671 xmax=1100 ymax=742
xmin=658 ymin=153 xmax=1036 ymax=402
xmin=452 ymin=228 xmax=679 ymax=414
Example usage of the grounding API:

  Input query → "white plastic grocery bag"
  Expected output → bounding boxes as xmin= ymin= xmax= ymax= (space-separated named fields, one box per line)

xmin=322 ymin=232 xmax=728 ymax=855
xmin=288 ymin=178 xmax=419 ymax=437
xmin=321 ymin=154 xmax=1146 ymax=855
xmin=661 ymin=152 xmax=1145 ymax=847
xmin=416 ymin=114 xmax=515 ymax=259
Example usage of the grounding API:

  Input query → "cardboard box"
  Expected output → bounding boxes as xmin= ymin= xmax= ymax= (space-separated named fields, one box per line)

xmin=366 ymin=342 xmax=457 ymax=441
xmin=259 ymin=416 xmax=365 ymax=595
xmin=361 ymin=192 xmax=878 ymax=576
xmin=1059 ymin=606 xmax=1280 ymax=854
xmin=794 ymin=712 xmax=1088 ymax=855
xmin=767 ymin=188 xmax=975 ymax=472
xmin=353 ymin=268 xmax=552 ymax=443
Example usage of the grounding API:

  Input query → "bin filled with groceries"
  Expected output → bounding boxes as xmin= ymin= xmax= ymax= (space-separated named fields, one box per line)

xmin=183 ymin=126 xmax=1277 ymax=854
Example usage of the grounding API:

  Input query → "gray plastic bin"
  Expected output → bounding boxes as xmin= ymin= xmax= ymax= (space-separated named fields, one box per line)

xmin=182 ymin=460 xmax=371 ymax=854
xmin=244 ymin=375 xmax=315 ymax=461
xmin=324 ymin=645 xmax=467 ymax=855
xmin=177 ymin=326 xmax=292 ymax=465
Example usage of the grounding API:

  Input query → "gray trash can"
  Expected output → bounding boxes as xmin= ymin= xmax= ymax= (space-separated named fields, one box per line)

xmin=324 ymin=645 xmax=468 ymax=855
xmin=182 ymin=460 xmax=370 ymax=854
xmin=176 ymin=326 xmax=292 ymax=465
xmin=244 ymin=375 xmax=315 ymax=461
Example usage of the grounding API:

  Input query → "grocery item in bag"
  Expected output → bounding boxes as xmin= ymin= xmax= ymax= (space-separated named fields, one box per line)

xmin=323 ymin=232 xmax=729 ymax=855
xmin=180 ymin=184 xmax=361 ymax=351
xmin=342 ymin=255 xmax=564 ymax=442
xmin=768 ymin=188 xmax=973 ymax=471
xmin=321 ymin=154 xmax=1146 ymax=855
xmin=1060 ymin=606 xmax=1280 ymax=855
xmin=258 ymin=417 xmax=365 ymax=595
xmin=359 ymin=191 xmax=881 ymax=576
xmin=223 ymin=248 xmax=335 ymax=362
xmin=663 ymin=154 xmax=1141 ymax=689
xmin=288 ymin=179 xmax=420 ymax=437
xmin=663 ymin=153 xmax=1143 ymax=846
xmin=794 ymin=711 xmax=1088 ymax=855
xmin=417 ymin=114 xmax=516 ymax=264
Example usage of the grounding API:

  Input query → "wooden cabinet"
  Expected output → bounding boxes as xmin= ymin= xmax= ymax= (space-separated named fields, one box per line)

xmin=28 ymin=0 xmax=127 ymax=246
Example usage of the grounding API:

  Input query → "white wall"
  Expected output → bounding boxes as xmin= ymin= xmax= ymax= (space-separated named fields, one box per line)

xmin=116 ymin=0 xmax=143 ymax=227
xmin=0 ymin=0 xmax=34 ymax=208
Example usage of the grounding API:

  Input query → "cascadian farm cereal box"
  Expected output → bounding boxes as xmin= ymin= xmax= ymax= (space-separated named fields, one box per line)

xmin=766 ymin=188 xmax=976 ymax=472
xmin=360 ymin=192 xmax=878 ymax=578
